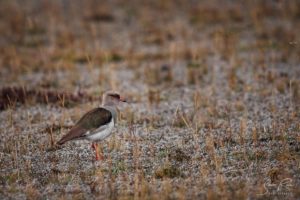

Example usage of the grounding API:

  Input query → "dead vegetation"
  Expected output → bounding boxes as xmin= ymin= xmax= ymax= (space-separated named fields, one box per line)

xmin=0 ymin=0 xmax=299 ymax=199
xmin=0 ymin=86 xmax=93 ymax=110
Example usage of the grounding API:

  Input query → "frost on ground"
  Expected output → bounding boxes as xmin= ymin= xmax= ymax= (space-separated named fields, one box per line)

xmin=0 ymin=1 xmax=300 ymax=199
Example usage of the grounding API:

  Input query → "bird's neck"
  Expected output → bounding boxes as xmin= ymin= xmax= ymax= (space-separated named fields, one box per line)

xmin=101 ymin=105 xmax=118 ymax=122
xmin=102 ymin=101 xmax=116 ymax=107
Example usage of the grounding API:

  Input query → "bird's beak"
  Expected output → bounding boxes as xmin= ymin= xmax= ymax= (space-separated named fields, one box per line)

xmin=119 ymin=96 xmax=127 ymax=102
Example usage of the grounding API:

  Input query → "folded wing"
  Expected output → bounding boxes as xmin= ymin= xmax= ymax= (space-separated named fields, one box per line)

xmin=57 ymin=107 xmax=112 ymax=145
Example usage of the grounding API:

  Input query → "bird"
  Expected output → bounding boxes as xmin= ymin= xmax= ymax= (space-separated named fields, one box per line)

xmin=57 ymin=91 xmax=127 ymax=160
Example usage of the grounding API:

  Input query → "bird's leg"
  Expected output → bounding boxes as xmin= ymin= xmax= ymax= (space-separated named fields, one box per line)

xmin=91 ymin=143 xmax=96 ymax=150
xmin=92 ymin=143 xmax=99 ymax=160
xmin=92 ymin=143 xmax=104 ymax=160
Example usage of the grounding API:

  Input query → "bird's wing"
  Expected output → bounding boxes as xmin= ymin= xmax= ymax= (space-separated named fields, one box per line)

xmin=83 ymin=123 xmax=110 ymax=137
xmin=57 ymin=107 xmax=112 ymax=145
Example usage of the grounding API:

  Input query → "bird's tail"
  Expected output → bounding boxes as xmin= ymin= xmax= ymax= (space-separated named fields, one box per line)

xmin=57 ymin=139 xmax=65 ymax=146
xmin=46 ymin=138 xmax=66 ymax=152
xmin=55 ymin=125 xmax=84 ymax=146
xmin=46 ymin=144 xmax=63 ymax=152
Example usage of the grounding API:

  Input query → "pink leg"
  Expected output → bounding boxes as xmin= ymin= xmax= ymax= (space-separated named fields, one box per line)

xmin=91 ymin=143 xmax=103 ymax=161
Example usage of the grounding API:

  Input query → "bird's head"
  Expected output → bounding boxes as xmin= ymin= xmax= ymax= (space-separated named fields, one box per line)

xmin=102 ymin=91 xmax=127 ymax=106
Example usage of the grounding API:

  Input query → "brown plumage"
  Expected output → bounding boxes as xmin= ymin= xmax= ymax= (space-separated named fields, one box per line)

xmin=54 ymin=91 xmax=127 ymax=160
xmin=57 ymin=107 xmax=112 ymax=145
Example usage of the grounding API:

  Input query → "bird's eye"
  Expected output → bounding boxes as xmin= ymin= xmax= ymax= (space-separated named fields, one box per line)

xmin=110 ymin=94 xmax=120 ymax=99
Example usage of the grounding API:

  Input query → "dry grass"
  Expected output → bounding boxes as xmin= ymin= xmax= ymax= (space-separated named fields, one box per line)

xmin=0 ymin=0 xmax=300 ymax=199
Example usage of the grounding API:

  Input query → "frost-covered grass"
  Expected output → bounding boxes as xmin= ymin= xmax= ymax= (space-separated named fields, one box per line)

xmin=0 ymin=0 xmax=299 ymax=199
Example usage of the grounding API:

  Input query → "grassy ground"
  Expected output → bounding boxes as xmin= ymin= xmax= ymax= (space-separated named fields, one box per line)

xmin=0 ymin=0 xmax=300 ymax=199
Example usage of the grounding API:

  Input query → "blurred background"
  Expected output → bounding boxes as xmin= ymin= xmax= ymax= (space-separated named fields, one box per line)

xmin=1 ymin=0 xmax=299 ymax=92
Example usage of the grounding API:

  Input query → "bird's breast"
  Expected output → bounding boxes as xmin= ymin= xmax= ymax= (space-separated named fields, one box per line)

xmin=86 ymin=119 xmax=115 ymax=141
